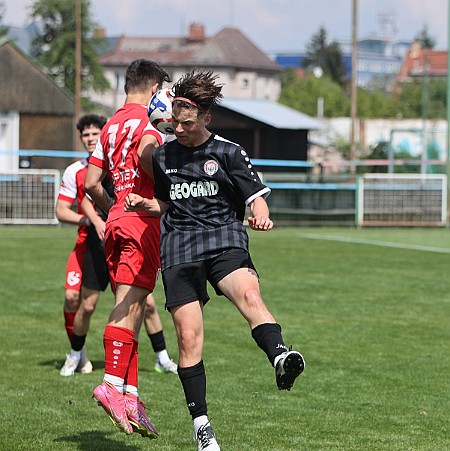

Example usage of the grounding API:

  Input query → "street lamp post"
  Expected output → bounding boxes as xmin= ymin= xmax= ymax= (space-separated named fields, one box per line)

xmin=313 ymin=66 xmax=324 ymax=118
xmin=350 ymin=0 xmax=358 ymax=169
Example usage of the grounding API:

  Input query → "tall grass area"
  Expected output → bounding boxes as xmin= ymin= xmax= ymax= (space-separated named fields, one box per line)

xmin=0 ymin=226 xmax=449 ymax=450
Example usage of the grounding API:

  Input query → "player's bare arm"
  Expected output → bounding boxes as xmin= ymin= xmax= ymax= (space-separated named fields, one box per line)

xmin=124 ymin=193 xmax=168 ymax=217
xmin=137 ymin=134 xmax=160 ymax=179
xmin=85 ymin=164 xmax=114 ymax=214
xmin=81 ymin=195 xmax=106 ymax=241
xmin=247 ymin=196 xmax=273 ymax=231
xmin=55 ymin=198 xmax=90 ymax=227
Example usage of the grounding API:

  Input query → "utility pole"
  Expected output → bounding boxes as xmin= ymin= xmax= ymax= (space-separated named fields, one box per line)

xmin=447 ymin=0 xmax=450 ymax=223
xmin=350 ymin=0 xmax=358 ymax=167
xmin=74 ymin=0 xmax=82 ymax=150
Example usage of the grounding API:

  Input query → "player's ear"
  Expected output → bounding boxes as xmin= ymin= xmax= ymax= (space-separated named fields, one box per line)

xmin=151 ymin=82 xmax=159 ymax=95
xmin=203 ymin=112 xmax=211 ymax=126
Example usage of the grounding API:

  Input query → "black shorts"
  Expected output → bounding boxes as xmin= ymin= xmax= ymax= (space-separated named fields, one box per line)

xmin=161 ymin=248 xmax=257 ymax=310
xmin=82 ymin=229 xmax=110 ymax=292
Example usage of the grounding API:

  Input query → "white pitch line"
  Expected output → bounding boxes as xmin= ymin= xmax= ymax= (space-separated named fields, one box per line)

xmin=297 ymin=233 xmax=450 ymax=254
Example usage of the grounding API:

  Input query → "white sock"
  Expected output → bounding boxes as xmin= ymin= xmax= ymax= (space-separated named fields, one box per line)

xmin=104 ymin=374 xmax=125 ymax=393
xmin=156 ymin=349 xmax=170 ymax=364
xmin=194 ymin=415 xmax=209 ymax=435
xmin=124 ymin=384 xmax=138 ymax=397
xmin=69 ymin=349 xmax=82 ymax=358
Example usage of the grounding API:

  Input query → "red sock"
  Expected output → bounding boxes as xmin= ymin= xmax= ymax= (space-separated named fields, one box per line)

xmin=103 ymin=325 xmax=134 ymax=380
xmin=125 ymin=340 xmax=139 ymax=389
xmin=64 ymin=310 xmax=77 ymax=342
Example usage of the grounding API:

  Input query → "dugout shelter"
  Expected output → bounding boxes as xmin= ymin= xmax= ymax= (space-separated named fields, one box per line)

xmin=210 ymin=97 xmax=324 ymax=166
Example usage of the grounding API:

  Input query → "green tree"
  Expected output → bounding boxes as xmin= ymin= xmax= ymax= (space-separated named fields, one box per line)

xmin=396 ymin=79 xmax=446 ymax=119
xmin=396 ymin=80 xmax=422 ymax=118
xmin=0 ymin=1 xmax=9 ymax=37
xmin=303 ymin=27 xmax=347 ymax=87
xmin=426 ymin=78 xmax=447 ymax=118
xmin=415 ymin=25 xmax=436 ymax=49
xmin=30 ymin=0 xmax=109 ymax=105
xmin=279 ymin=69 xmax=349 ymax=117
xmin=357 ymin=88 xmax=397 ymax=118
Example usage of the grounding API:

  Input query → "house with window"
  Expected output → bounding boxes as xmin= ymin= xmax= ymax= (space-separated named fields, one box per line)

xmin=396 ymin=40 xmax=448 ymax=82
xmin=90 ymin=23 xmax=323 ymax=160
xmin=0 ymin=38 xmax=75 ymax=171
xmin=92 ymin=24 xmax=282 ymax=112
xmin=5 ymin=22 xmax=323 ymax=162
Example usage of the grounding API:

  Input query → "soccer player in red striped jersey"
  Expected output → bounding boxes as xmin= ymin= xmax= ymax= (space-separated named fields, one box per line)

xmin=85 ymin=59 xmax=170 ymax=438
xmin=58 ymin=113 xmax=176 ymax=380
xmin=56 ymin=114 xmax=107 ymax=374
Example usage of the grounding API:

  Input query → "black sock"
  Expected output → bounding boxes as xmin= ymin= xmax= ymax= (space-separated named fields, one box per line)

xmin=148 ymin=330 xmax=166 ymax=353
xmin=251 ymin=323 xmax=287 ymax=366
xmin=178 ymin=360 xmax=207 ymax=419
xmin=71 ymin=333 xmax=86 ymax=352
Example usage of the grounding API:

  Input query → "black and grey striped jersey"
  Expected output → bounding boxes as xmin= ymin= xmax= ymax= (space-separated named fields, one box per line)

xmin=153 ymin=133 xmax=271 ymax=270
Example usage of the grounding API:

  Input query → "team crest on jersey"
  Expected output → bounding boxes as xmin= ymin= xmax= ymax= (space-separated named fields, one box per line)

xmin=67 ymin=271 xmax=81 ymax=286
xmin=204 ymin=159 xmax=219 ymax=176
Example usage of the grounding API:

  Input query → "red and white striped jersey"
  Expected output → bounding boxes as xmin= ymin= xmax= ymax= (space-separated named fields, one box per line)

xmin=57 ymin=157 xmax=89 ymax=239
xmin=90 ymin=103 xmax=164 ymax=222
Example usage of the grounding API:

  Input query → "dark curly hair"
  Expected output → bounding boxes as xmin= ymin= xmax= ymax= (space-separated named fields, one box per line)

xmin=173 ymin=69 xmax=223 ymax=114
xmin=76 ymin=114 xmax=107 ymax=133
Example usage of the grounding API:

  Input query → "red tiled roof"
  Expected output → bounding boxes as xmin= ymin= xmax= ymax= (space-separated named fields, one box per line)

xmin=398 ymin=46 xmax=448 ymax=81
xmin=100 ymin=27 xmax=280 ymax=72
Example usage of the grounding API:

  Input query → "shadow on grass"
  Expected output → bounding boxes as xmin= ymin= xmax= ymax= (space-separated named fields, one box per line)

xmin=55 ymin=430 xmax=141 ymax=450
xmin=39 ymin=359 xmax=105 ymax=371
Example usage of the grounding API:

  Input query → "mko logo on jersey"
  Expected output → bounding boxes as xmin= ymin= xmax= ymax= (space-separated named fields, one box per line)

xmin=170 ymin=181 xmax=219 ymax=200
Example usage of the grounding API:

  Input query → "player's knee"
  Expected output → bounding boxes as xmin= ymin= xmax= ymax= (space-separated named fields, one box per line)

xmin=145 ymin=302 xmax=156 ymax=316
xmin=177 ymin=328 xmax=199 ymax=353
xmin=64 ymin=290 xmax=80 ymax=311
xmin=81 ymin=302 xmax=97 ymax=316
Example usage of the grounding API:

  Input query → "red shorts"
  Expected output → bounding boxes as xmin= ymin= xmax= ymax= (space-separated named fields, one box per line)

xmin=65 ymin=237 xmax=87 ymax=291
xmin=104 ymin=216 xmax=160 ymax=292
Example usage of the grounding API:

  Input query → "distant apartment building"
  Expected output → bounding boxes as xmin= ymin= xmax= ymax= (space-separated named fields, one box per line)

xmin=275 ymin=35 xmax=411 ymax=92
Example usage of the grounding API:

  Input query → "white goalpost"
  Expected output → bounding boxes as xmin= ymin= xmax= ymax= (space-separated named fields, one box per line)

xmin=0 ymin=169 xmax=60 ymax=225
xmin=357 ymin=173 xmax=447 ymax=227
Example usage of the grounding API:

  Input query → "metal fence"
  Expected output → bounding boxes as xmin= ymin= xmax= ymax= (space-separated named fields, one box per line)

xmin=0 ymin=169 xmax=60 ymax=224
xmin=0 ymin=151 xmax=448 ymax=227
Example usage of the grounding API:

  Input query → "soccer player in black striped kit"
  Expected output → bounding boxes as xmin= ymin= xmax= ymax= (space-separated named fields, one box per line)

xmin=125 ymin=69 xmax=305 ymax=451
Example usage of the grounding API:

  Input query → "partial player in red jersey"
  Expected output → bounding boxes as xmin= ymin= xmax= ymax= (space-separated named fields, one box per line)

xmin=56 ymin=114 xmax=107 ymax=374
xmin=85 ymin=59 xmax=171 ymax=438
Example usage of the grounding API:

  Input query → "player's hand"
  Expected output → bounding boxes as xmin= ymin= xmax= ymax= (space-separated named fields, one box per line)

xmin=247 ymin=215 xmax=273 ymax=231
xmin=124 ymin=193 xmax=145 ymax=212
xmin=94 ymin=220 xmax=106 ymax=241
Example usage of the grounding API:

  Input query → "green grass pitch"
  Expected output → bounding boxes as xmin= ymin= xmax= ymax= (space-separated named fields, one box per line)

xmin=0 ymin=226 xmax=449 ymax=450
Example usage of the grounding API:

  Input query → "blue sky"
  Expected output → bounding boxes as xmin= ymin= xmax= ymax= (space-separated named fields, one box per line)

xmin=4 ymin=0 xmax=449 ymax=52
